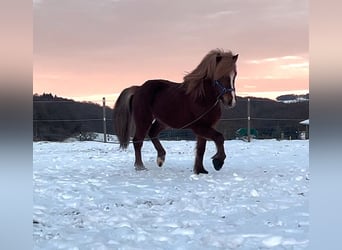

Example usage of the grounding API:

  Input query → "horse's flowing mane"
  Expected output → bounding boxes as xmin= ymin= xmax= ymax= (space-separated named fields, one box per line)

xmin=183 ymin=49 xmax=235 ymax=99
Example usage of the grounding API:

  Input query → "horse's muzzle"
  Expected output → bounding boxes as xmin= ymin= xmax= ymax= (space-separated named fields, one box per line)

xmin=221 ymin=95 xmax=236 ymax=109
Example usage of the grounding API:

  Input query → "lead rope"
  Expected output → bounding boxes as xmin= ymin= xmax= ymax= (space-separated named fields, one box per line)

xmin=178 ymin=98 xmax=220 ymax=130
xmin=178 ymin=79 xmax=230 ymax=129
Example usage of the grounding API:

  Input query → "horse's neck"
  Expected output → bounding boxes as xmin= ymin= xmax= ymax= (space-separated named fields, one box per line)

xmin=203 ymin=79 xmax=219 ymax=102
xmin=189 ymin=79 xmax=219 ymax=108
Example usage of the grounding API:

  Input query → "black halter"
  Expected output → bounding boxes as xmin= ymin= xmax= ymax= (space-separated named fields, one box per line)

xmin=214 ymin=80 xmax=235 ymax=97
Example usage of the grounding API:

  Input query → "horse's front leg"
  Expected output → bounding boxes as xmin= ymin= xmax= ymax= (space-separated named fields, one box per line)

xmin=194 ymin=136 xmax=208 ymax=174
xmin=193 ymin=126 xmax=226 ymax=172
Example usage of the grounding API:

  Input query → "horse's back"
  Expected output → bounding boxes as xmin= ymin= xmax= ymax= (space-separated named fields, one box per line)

xmin=141 ymin=79 xmax=180 ymax=93
xmin=131 ymin=79 xmax=189 ymax=127
xmin=133 ymin=79 xmax=183 ymax=104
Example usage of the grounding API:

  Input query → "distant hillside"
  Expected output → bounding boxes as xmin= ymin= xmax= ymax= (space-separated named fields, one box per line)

xmin=216 ymin=96 xmax=309 ymax=139
xmin=33 ymin=93 xmax=114 ymax=141
xmin=33 ymin=93 xmax=309 ymax=141
xmin=276 ymin=93 xmax=309 ymax=103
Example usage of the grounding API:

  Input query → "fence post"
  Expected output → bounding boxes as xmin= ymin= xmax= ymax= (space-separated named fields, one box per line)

xmin=103 ymin=97 xmax=107 ymax=143
xmin=35 ymin=120 xmax=38 ymax=140
xmin=247 ymin=98 xmax=251 ymax=142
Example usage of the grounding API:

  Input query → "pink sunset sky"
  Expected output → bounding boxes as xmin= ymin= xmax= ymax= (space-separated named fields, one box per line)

xmin=33 ymin=0 xmax=308 ymax=105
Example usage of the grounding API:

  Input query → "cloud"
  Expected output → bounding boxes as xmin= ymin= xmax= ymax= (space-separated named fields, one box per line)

xmin=280 ymin=62 xmax=309 ymax=70
xmin=33 ymin=0 xmax=308 ymax=99
xmin=243 ymin=84 xmax=257 ymax=89
xmin=33 ymin=0 xmax=43 ymax=6
xmin=205 ymin=10 xmax=237 ymax=19
xmin=239 ymin=76 xmax=293 ymax=80
xmin=246 ymin=55 xmax=306 ymax=64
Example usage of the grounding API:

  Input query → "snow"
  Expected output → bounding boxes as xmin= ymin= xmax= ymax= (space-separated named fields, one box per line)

xmin=33 ymin=139 xmax=309 ymax=249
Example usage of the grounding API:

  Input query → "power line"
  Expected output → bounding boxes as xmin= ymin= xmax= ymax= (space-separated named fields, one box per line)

xmin=220 ymin=118 xmax=247 ymax=121
xmin=33 ymin=119 xmax=107 ymax=122
xmin=251 ymin=118 xmax=304 ymax=121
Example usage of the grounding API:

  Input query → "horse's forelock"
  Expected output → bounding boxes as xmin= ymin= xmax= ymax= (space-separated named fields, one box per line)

xmin=214 ymin=53 xmax=237 ymax=80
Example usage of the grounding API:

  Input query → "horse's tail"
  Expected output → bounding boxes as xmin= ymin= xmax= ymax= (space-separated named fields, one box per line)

xmin=113 ymin=86 xmax=139 ymax=149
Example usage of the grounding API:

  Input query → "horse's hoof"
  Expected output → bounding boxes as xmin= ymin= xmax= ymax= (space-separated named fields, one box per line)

xmin=212 ymin=158 xmax=224 ymax=171
xmin=157 ymin=155 xmax=165 ymax=167
xmin=194 ymin=168 xmax=209 ymax=175
xmin=135 ymin=165 xmax=148 ymax=171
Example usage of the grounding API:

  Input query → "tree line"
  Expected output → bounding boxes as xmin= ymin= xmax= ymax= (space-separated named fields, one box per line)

xmin=33 ymin=93 xmax=309 ymax=141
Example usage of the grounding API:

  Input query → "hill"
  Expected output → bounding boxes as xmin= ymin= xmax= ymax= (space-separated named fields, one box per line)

xmin=33 ymin=93 xmax=309 ymax=141
xmin=276 ymin=93 xmax=309 ymax=103
xmin=216 ymin=96 xmax=309 ymax=139
xmin=33 ymin=93 xmax=114 ymax=141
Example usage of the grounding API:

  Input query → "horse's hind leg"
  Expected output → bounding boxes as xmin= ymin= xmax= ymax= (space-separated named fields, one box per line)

xmin=132 ymin=113 xmax=153 ymax=171
xmin=148 ymin=120 xmax=166 ymax=167
xmin=133 ymin=138 xmax=147 ymax=171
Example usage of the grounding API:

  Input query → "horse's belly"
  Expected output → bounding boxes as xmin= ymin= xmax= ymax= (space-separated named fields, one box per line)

xmin=152 ymin=96 xmax=189 ymax=128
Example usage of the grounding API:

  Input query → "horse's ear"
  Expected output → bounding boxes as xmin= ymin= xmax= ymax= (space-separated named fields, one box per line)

xmin=216 ymin=55 xmax=222 ymax=64
xmin=233 ymin=54 xmax=239 ymax=62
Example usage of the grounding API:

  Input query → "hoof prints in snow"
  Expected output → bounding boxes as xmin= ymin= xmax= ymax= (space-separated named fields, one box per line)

xmin=34 ymin=139 xmax=309 ymax=249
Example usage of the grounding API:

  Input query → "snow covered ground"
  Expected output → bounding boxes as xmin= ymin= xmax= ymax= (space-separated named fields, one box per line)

xmin=33 ymin=139 xmax=309 ymax=249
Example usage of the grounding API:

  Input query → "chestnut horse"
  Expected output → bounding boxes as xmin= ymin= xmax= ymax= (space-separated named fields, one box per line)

xmin=113 ymin=49 xmax=238 ymax=174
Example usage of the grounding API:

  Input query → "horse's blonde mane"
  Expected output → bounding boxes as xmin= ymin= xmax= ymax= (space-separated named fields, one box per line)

xmin=183 ymin=49 xmax=236 ymax=99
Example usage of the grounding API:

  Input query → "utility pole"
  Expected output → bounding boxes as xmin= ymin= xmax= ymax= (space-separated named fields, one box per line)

xmin=247 ymin=98 xmax=251 ymax=142
xmin=103 ymin=97 xmax=107 ymax=143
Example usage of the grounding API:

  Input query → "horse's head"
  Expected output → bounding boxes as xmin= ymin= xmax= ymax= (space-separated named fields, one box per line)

xmin=183 ymin=49 xmax=238 ymax=107
xmin=213 ymin=52 xmax=238 ymax=109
